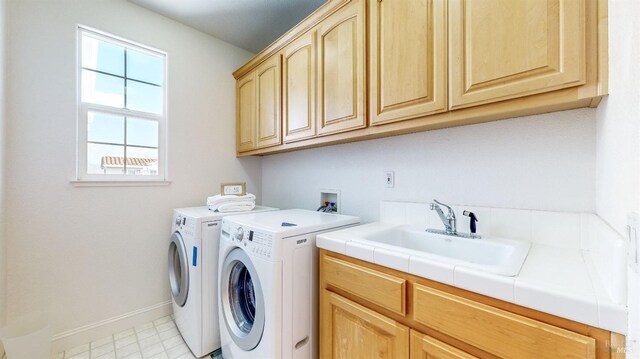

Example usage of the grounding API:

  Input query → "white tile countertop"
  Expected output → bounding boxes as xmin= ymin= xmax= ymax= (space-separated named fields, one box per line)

xmin=316 ymin=201 xmax=628 ymax=334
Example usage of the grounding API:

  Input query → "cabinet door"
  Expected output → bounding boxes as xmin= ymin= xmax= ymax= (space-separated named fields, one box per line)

xmin=236 ymin=72 xmax=256 ymax=152
xmin=320 ymin=290 xmax=408 ymax=358
xmin=317 ymin=0 xmax=366 ymax=135
xmin=256 ymin=55 xmax=282 ymax=148
xmin=410 ymin=330 xmax=477 ymax=359
xmin=283 ymin=31 xmax=316 ymax=142
xmin=370 ymin=0 xmax=447 ymax=125
xmin=449 ymin=0 xmax=586 ymax=109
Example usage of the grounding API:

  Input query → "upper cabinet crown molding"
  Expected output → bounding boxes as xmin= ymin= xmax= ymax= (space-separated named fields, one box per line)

xmin=234 ymin=0 xmax=607 ymax=156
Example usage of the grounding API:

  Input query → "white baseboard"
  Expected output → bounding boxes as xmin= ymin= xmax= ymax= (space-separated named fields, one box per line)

xmin=51 ymin=301 xmax=172 ymax=354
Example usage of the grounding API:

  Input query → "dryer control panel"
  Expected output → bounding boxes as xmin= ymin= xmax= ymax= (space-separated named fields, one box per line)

xmin=173 ymin=213 xmax=197 ymax=238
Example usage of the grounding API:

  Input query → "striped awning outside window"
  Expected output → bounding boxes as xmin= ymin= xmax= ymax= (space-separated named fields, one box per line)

xmin=101 ymin=156 xmax=157 ymax=169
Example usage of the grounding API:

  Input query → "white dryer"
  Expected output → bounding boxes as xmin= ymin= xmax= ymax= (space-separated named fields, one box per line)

xmin=168 ymin=206 xmax=276 ymax=357
xmin=218 ymin=209 xmax=360 ymax=359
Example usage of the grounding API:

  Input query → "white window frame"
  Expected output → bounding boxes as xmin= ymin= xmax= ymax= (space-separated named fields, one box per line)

xmin=75 ymin=26 xmax=168 ymax=185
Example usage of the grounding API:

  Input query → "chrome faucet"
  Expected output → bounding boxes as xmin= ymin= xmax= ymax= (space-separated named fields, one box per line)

xmin=427 ymin=199 xmax=481 ymax=239
xmin=430 ymin=199 xmax=457 ymax=235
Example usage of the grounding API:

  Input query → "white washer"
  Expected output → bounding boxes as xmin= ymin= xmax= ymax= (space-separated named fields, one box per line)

xmin=218 ymin=209 xmax=360 ymax=359
xmin=168 ymin=206 xmax=277 ymax=357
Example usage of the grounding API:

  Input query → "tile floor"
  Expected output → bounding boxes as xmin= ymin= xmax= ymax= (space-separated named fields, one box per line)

xmin=46 ymin=315 xmax=217 ymax=359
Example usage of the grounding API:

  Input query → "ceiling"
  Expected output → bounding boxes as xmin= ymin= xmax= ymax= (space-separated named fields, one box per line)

xmin=129 ymin=0 xmax=327 ymax=53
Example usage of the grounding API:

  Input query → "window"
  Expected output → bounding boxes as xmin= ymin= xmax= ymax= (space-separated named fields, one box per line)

xmin=77 ymin=27 xmax=166 ymax=182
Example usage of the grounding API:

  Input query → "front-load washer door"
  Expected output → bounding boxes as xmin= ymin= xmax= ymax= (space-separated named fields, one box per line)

xmin=221 ymin=248 xmax=265 ymax=351
xmin=168 ymin=232 xmax=189 ymax=307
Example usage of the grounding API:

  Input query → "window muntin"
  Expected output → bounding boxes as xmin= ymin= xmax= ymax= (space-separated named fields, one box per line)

xmin=78 ymin=27 xmax=166 ymax=181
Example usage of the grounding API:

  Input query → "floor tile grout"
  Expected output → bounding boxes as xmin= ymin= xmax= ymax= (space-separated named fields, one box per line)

xmin=48 ymin=315 xmax=205 ymax=359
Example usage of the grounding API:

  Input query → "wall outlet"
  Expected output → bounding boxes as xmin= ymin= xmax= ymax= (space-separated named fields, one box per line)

xmin=384 ymin=171 xmax=395 ymax=188
xmin=628 ymin=212 xmax=639 ymax=272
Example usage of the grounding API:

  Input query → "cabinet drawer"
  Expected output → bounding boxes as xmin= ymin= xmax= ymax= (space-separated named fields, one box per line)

xmin=413 ymin=285 xmax=595 ymax=359
xmin=322 ymin=255 xmax=406 ymax=315
xmin=410 ymin=330 xmax=477 ymax=359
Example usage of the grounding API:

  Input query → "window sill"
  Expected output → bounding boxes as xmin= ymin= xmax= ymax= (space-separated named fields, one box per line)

xmin=70 ymin=179 xmax=172 ymax=187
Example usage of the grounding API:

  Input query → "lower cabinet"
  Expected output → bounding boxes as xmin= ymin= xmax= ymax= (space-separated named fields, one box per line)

xmin=321 ymin=290 xmax=409 ymax=358
xmin=320 ymin=288 xmax=477 ymax=359
xmin=319 ymin=250 xmax=620 ymax=359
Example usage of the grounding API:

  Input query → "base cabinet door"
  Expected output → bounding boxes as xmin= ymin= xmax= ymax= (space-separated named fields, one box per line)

xmin=449 ymin=0 xmax=587 ymax=109
xmin=410 ymin=330 xmax=477 ymax=359
xmin=321 ymin=290 xmax=409 ymax=358
xmin=316 ymin=0 xmax=366 ymax=136
xmin=369 ymin=0 xmax=447 ymax=125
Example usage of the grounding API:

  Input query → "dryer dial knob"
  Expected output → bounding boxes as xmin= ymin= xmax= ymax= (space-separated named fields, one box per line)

xmin=175 ymin=216 xmax=181 ymax=226
xmin=234 ymin=227 xmax=244 ymax=242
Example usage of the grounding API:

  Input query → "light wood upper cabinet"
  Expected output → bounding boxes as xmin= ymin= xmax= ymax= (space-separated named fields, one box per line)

xmin=321 ymin=290 xmax=409 ymax=359
xmin=370 ymin=0 xmax=447 ymax=125
xmin=236 ymin=55 xmax=282 ymax=153
xmin=234 ymin=0 xmax=605 ymax=155
xmin=449 ymin=0 xmax=587 ymax=109
xmin=283 ymin=31 xmax=316 ymax=143
xmin=410 ymin=330 xmax=477 ymax=359
xmin=236 ymin=72 xmax=256 ymax=152
xmin=317 ymin=0 xmax=366 ymax=135
xmin=255 ymin=56 xmax=282 ymax=148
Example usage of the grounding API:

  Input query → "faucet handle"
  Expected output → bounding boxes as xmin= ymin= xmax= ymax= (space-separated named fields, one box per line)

xmin=429 ymin=203 xmax=438 ymax=210
xmin=433 ymin=199 xmax=455 ymax=218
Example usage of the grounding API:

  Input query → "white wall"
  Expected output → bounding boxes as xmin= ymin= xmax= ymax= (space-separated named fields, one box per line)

xmin=0 ymin=0 xmax=6 ymax=355
xmin=263 ymin=109 xmax=596 ymax=223
xmin=5 ymin=0 xmax=260 ymax=346
xmin=596 ymin=0 xmax=640 ymax=239
xmin=595 ymin=0 xmax=640 ymax=355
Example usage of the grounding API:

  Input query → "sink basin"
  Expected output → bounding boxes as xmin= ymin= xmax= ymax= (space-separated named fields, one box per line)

xmin=352 ymin=225 xmax=530 ymax=276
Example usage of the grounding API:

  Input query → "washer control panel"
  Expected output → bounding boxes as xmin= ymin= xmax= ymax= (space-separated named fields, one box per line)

xmin=249 ymin=230 xmax=274 ymax=259
xmin=225 ymin=223 xmax=274 ymax=260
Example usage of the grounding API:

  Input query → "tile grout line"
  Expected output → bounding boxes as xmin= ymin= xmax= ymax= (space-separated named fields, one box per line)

xmin=51 ymin=315 xmax=193 ymax=359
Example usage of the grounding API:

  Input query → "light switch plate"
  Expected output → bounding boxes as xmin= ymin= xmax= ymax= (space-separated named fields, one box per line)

xmin=384 ymin=171 xmax=394 ymax=188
